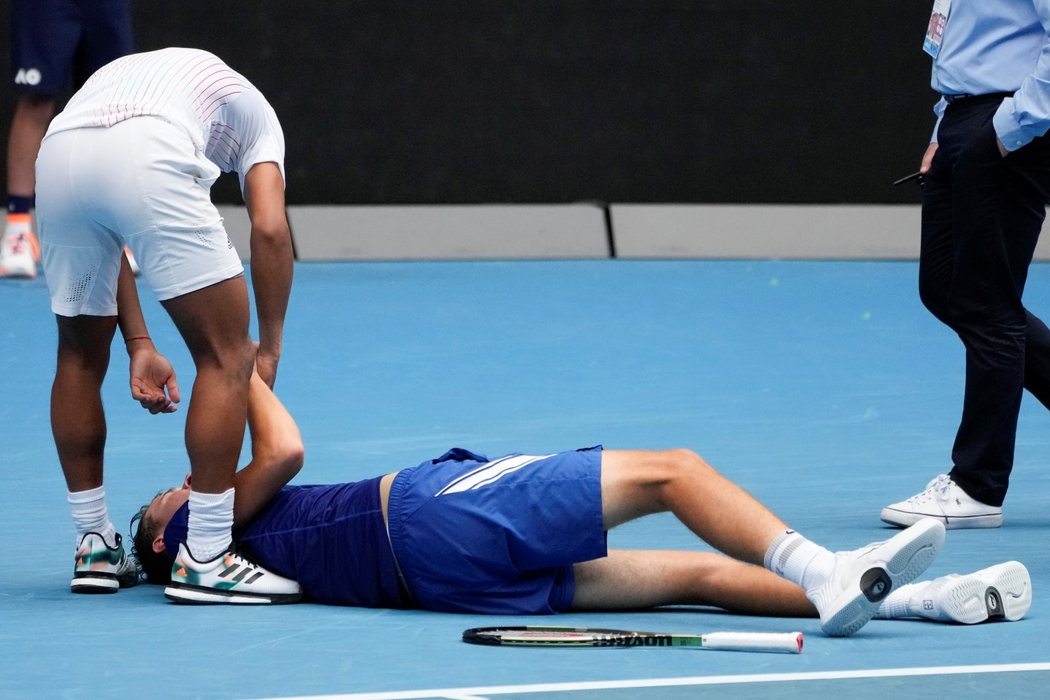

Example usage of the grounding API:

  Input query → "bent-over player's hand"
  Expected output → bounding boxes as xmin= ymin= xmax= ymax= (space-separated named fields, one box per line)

xmin=255 ymin=345 xmax=281 ymax=389
xmin=129 ymin=346 xmax=181 ymax=414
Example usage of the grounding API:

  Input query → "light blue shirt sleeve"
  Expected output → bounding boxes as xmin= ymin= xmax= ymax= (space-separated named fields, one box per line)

xmin=995 ymin=3 xmax=1050 ymax=150
xmin=930 ymin=98 xmax=946 ymax=144
xmin=931 ymin=1 xmax=1050 ymax=150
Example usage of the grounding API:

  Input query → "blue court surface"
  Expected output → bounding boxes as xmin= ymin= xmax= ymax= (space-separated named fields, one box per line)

xmin=1 ymin=260 xmax=1047 ymax=699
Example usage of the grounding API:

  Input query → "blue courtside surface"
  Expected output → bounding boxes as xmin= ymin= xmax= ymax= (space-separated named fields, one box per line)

xmin=1 ymin=260 xmax=1047 ymax=698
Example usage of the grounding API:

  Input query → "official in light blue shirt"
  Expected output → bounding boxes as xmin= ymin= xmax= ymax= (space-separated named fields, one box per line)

xmin=929 ymin=0 xmax=1050 ymax=150
xmin=882 ymin=0 xmax=1050 ymax=530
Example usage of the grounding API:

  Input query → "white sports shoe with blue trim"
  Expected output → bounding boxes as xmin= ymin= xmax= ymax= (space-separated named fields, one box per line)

xmin=807 ymin=518 xmax=945 ymax=637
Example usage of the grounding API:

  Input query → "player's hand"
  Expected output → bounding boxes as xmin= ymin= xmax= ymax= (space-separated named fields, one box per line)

xmin=255 ymin=346 xmax=280 ymax=389
xmin=920 ymin=142 xmax=938 ymax=174
xmin=129 ymin=348 xmax=181 ymax=414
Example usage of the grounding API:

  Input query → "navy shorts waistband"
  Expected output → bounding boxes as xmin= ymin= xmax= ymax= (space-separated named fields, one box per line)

xmin=943 ymin=92 xmax=1013 ymax=105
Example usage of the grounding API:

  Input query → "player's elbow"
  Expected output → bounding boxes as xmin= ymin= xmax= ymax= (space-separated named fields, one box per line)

xmin=266 ymin=433 xmax=305 ymax=481
xmin=278 ymin=439 xmax=306 ymax=480
xmin=250 ymin=221 xmax=292 ymax=252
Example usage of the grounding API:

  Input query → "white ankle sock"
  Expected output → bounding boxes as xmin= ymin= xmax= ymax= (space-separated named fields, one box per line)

xmin=874 ymin=582 xmax=919 ymax=619
xmin=186 ymin=488 xmax=235 ymax=562
xmin=763 ymin=530 xmax=836 ymax=592
xmin=67 ymin=485 xmax=116 ymax=548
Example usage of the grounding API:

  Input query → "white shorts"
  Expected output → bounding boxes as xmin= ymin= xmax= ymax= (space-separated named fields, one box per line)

xmin=36 ymin=116 xmax=245 ymax=316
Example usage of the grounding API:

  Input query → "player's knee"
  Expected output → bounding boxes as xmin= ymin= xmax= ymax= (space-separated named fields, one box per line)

xmin=196 ymin=337 xmax=255 ymax=379
xmin=663 ymin=448 xmax=719 ymax=485
xmin=56 ymin=339 xmax=111 ymax=379
xmin=645 ymin=449 xmax=715 ymax=503
xmin=664 ymin=447 xmax=712 ymax=470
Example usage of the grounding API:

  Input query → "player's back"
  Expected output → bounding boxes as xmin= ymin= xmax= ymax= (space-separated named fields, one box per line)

xmin=45 ymin=47 xmax=254 ymax=149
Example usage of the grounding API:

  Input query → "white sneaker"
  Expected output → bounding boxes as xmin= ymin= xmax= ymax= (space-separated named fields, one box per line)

xmin=164 ymin=543 xmax=302 ymax=604
xmin=807 ymin=518 xmax=945 ymax=637
xmin=0 ymin=223 xmax=38 ymax=278
xmin=881 ymin=474 xmax=1002 ymax=529
xmin=905 ymin=561 xmax=1032 ymax=624
xmin=71 ymin=532 xmax=140 ymax=593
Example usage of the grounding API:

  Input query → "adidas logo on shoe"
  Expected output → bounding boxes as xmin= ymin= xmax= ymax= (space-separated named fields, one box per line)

xmin=164 ymin=543 xmax=301 ymax=605
xmin=71 ymin=532 xmax=140 ymax=593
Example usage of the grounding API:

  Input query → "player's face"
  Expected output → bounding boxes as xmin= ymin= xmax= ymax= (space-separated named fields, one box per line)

xmin=147 ymin=473 xmax=192 ymax=528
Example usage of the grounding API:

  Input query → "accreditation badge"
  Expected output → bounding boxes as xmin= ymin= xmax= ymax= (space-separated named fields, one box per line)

xmin=923 ymin=0 xmax=951 ymax=58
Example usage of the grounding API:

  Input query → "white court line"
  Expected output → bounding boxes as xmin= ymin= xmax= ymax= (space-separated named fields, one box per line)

xmin=248 ymin=662 xmax=1050 ymax=700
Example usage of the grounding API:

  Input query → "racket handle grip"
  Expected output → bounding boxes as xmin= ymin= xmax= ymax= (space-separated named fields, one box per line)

xmin=701 ymin=631 xmax=803 ymax=654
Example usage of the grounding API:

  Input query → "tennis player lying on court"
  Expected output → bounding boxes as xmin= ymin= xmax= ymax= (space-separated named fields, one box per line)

xmin=131 ymin=374 xmax=1032 ymax=637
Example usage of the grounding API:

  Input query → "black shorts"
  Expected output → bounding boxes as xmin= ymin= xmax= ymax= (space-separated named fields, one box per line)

xmin=10 ymin=0 xmax=133 ymax=94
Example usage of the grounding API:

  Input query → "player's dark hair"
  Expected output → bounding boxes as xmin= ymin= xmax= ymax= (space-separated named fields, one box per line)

xmin=130 ymin=498 xmax=174 ymax=585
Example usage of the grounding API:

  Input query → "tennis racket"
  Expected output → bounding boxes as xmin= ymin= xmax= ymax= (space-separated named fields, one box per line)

xmin=462 ymin=626 xmax=803 ymax=654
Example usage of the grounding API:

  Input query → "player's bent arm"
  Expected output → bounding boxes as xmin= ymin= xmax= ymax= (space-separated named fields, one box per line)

xmin=243 ymin=161 xmax=293 ymax=385
xmin=231 ymin=372 xmax=304 ymax=526
xmin=116 ymin=252 xmax=151 ymax=343
xmin=116 ymin=253 xmax=181 ymax=413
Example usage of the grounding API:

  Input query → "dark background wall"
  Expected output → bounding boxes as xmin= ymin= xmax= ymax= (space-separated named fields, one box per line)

xmin=2 ymin=1 xmax=937 ymax=205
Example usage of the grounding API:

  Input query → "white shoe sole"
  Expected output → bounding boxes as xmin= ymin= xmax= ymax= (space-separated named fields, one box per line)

xmin=164 ymin=582 xmax=302 ymax=605
xmin=820 ymin=518 xmax=945 ymax=637
xmin=71 ymin=573 xmax=120 ymax=594
xmin=880 ymin=507 xmax=1002 ymax=530
xmin=935 ymin=561 xmax=1031 ymax=624
xmin=0 ymin=261 xmax=37 ymax=278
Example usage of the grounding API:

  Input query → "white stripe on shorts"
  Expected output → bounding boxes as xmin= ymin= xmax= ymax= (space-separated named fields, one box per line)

xmin=435 ymin=454 xmax=555 ymax=496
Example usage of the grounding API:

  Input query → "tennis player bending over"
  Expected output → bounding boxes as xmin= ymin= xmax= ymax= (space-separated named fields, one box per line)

xmin=132 ymin=376 xmax=1031 ymax=636
xmin=37 ymin=47 xmax=298 ymax=604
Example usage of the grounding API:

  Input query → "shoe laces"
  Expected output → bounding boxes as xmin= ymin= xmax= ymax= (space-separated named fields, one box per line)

xmin=4 ymin=231 xmax=36 ymax=256
xmin=907 ymin=474 xmax=953 ymax=505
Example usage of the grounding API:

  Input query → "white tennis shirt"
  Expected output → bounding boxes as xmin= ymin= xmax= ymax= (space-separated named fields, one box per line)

xmin=45 ymin=47 xmax=285 ymax=193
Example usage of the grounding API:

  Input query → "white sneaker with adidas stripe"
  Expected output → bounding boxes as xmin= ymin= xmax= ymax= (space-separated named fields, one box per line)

xmin=164 ymin=543 xmax=302 ymax=604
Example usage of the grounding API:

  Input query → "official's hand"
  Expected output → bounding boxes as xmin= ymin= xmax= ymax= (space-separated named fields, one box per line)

xmin=920 ymin=142 xmax=938 ymax=174
xmin=996 ymin=137 xmax=1008 ymax=158
xmin=129 ymin=348 xmax=181 ymax=414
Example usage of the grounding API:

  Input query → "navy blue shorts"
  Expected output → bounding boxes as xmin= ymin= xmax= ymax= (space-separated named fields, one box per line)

xmin=387 ymin=446 xmax=607 ymax=614
xmin=10 ymin=0 xmax=133 ymax=94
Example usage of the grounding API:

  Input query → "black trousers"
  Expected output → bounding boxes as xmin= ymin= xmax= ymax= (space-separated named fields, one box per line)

xmin=920 ymin=95 xmax=1050 ymax=507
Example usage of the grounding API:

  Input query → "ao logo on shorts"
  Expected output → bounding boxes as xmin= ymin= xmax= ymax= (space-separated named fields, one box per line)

xmin=15 ymin=68 xmax=42 ymax=86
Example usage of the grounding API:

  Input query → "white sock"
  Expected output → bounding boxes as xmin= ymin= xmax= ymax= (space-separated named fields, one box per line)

xmin=874 ymin=582 xmax=920 ymax=619
xmin=67 ymin=486 xmax=116 ymax=548
xmin=763 ymin=530 xmax=836 ymax=592
xmin=186 ymin=488 xmax=235 ymax=562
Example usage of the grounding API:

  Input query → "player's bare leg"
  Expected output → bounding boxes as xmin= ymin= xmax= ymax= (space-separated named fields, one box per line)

xmin=159 ymin=276 xmax=300 ymax=603
xmin=572 ymin=550 xmax=1030 ymax=626
xmin=1 ymin=95 xmax=52 ymax=277
xmin=52 ymin=315 xmax=117 ymax=494
xmin=598 ymin=449 xmax=944 ymax=635
xmin=6 ymin=94 xmax=55 ymax=194
xmin=571 ymin=549 xmax=815 ymax=615
xmin=52 ymin=314 xmax=137 ymax=592
xmin=161 ymin=277 xmax=254 ymax=500
xmin=599 ymin=449 xmax=788 ymax=564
